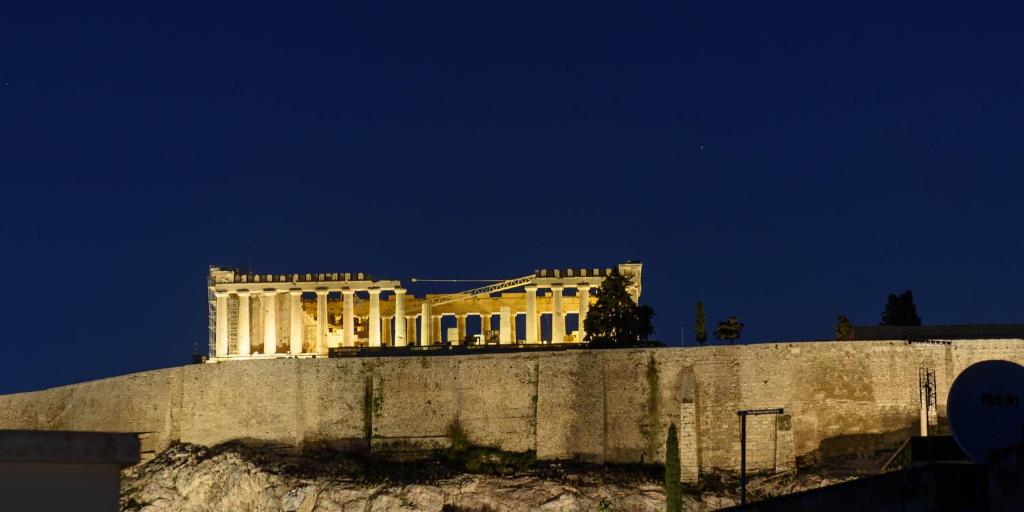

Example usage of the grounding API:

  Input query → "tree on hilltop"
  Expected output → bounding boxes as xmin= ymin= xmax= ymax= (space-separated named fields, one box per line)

xmin=880 ymin=290 xmax=922 ymax=326
xmin=584 ymin=270 xmax=655 ymax=347
xmin=834 ymin=315 xmax=854 ymax=340
xmin=713 ymin=317 xmax=743 ymax=344
xmin=695 ymin=302 xmax=707 ymax=345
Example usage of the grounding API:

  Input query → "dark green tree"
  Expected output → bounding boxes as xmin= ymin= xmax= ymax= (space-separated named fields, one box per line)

xmin=583 ymin=270 xmax=655 ymax=347
xmin=695 ymin=301 xmax=707 ymax=345
xmin=713 ymin=316 xmax=743 ymax=344
xmin=880 ymin=290 xmax=922 ymax=326
xmin=834 ymin=315 xmax=854 ymax=340
xmin=664 ymin=423 xmax=682 ymax=512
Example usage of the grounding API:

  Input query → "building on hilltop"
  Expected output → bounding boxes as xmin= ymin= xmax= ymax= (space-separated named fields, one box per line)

xmin=206 ymin=262 xmax=642 ymax=361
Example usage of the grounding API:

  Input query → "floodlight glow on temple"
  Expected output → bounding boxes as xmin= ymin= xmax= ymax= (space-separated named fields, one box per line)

xmin=207 ymin=262 xmax=643 ymax=360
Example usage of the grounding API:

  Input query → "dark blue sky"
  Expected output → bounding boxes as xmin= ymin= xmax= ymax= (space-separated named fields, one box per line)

xmin=2 ymin=2 xmax=1023 ymax=393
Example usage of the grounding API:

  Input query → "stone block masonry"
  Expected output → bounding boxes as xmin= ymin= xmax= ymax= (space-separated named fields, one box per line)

xmin=0 ymin=340 xmax=1023 ymax=478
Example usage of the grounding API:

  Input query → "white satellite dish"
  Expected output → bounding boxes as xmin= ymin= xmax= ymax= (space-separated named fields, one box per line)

xmin=947 ymin=359 xmax=1024 ymax=463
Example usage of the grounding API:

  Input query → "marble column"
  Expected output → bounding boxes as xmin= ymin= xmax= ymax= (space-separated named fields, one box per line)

xmin=263 ymin=289 xmax=277 ymax=354
xmin=368 ymin=287 xmax=381 ymax=347
xmin=499 ymin=306 xmax=512 ymax=344
xmin=382 ymin=316 xmax=392 ymax=346
xmin=551 ymin=284 xmax=564 ymax=343
xmin=578 ymin=284 xmax=591 ymax=343
xmin=480 ymin=313 xmax=491 ymax=342
xmin=215 ymin=291 xmax=229 ymax=357
xmin=432 ymin=316 xmax=442 ymax=344
xmin=456 ymin=314 xmax=467 ymax=345
xmin=250 ymin=290 xmax=263 ymax=352
xmin=394 ymin=288 xmax=407 ymax=346
xmin=420 ymin=302 xmax=432 ymax=345
xmin=406 ymin=316 xmax=417 ymax=346
xmin=289 ymin=289 xmax=303 ymax=354
xmin=237 ymin=290 xmax=251 ymax=356
xmin=525 ymin=284 xmax=538 ymax=343
xmin=342 ymin=289 xmax=355 ymax=347
xmin=315 ymin=289 xmax=328 ymax=354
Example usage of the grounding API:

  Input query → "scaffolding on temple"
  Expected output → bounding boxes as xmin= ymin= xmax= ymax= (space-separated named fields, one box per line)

xmin=207 ymin=266 xmax=217 ymax=359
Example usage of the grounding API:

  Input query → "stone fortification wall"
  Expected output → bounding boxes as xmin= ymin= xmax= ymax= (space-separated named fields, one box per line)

xmin=1 ymin=340 xmax=1022 ymax=475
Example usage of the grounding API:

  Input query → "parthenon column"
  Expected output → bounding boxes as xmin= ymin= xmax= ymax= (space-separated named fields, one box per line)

xmin=263 ymin=289 xmax=277 ymax=354
xmin=551 ymin=283 xmax=564 ymax=343
xmin=342 ymin=289 xmax=355 ymax=347
xmin=525 ymin=284 xmax=538 ymax=344
xmin=420 ymin=302 xmax=432 ymax=345
xmin=578 ymin=284 xmax=590 ymax=342
xmin=289 ymin=289 xmax=303 ymax=354
xmin=382 ymin=316 xmax=392 ymax=346
xmin=406 ymin=316 xmax=416 ymax=346
xmin=480 ymin=313 xmax=491 ymax=342
xmin=215 ymin=291 xmax=229 ymax=357
xmin=394 ymin=288 xmax=407 ymax=346
xmin=368 ymin=287 xmax=381 ymax=347
xmin=237 ymin=290 xmax=251 ymax=356
xmin=499 ymin=306 xmax=512 ymax=344
xmin=315 ymin=289 xmax=328 ymax=354
xmin=433 ymin=316 xmax=442 ymax=344
xmin=456 ymin=314 xmax=467 ymax=345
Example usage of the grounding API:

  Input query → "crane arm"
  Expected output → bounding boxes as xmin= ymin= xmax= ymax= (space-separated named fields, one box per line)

xmin=426 ymin=274 xmax=536 ymax=306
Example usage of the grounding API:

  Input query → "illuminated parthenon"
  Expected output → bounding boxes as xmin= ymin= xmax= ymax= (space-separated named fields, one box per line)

xmin=207 ymin=262 xmax=642 ymax=360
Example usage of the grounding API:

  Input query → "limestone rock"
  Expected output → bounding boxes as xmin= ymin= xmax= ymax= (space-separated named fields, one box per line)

xmin=121 ymin=444 xmax=672 ymax=512
xmin=121 ymin=443 xmax=852 ymax=511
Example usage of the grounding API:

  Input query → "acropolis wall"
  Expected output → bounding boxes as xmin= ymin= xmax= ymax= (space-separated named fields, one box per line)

xmin=1 ymin=340 xmax=1021 ymax=478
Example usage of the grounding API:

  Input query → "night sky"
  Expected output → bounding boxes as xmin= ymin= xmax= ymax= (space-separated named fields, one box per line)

xmin=2 ymin=2 xmax=1023 ymax=393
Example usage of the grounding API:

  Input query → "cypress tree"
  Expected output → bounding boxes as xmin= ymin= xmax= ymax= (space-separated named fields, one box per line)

xmin=665 ymin=423 xmax=682 ymax=512
xmin=695 ymin=302 xmax=707 ymax=345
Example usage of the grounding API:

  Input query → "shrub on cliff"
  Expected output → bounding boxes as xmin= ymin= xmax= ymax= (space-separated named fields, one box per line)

xmin=442 ymin=421 xmax=534 ymax=475
xmin=584 ymin=270 xmax=655 ymax=347
xmin=833 ymin=315 xmax=853 ymax=340
xmin=664 ymin=423 xmax=682 ymax=512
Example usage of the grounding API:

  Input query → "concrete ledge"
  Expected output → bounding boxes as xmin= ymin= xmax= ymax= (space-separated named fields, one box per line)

xmin=0 ymin=430 xmax=140 ymax=467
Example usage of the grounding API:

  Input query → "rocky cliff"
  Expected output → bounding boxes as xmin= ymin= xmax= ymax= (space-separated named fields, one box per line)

xmin=120 ymin=443 xmax=862 ymax=511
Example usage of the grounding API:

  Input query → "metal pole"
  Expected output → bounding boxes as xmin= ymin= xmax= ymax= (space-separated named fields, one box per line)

xmin=736 ymin=407 xmax=782 ymax=506
xmin=740 ymin=412 xmax=747 ymax=506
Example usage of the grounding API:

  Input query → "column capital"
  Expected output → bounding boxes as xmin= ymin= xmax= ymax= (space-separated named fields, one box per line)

xmin=368 ymin=286 xmax=381 ymax=295
xmin=394 ymin=287 xmax=406 ymax=295
xmin=214 ymin=290 xmax=229 ymax=298
xmin=524 ymin=284 xmax=538 ymax=292
xmin=341 ymin=288 xmax=355 ymax=296
xmin=550 ymin=283 xmax=564 ymax=291
xmin=576 ymin=282 xmax=591 ymax=290
xmin=236 ymin=289 xmax=251 ymax=297
xmin=315 ymin=288 xmax=329 ymax=296
xmin=288 ymin=288 xmax=302 ymax=296
xmin=250 ymin=290 xmax=263 ymax=297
